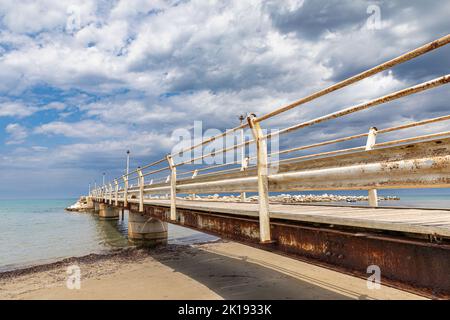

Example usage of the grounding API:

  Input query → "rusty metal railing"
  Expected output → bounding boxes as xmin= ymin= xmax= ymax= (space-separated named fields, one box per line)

xmin=91 ymin=34 xmax=450 ymax=243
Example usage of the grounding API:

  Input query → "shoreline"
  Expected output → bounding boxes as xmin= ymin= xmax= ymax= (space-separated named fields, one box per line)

xmin=0 ymin=247 xmax=138 ymax=279
xmin=0 ymin=240 xmax=424 ymax=300
xmin=0 ymin=239 xmax=222 ymax=277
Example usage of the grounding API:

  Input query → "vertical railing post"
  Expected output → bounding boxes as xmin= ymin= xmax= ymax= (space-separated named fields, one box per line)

xmin=240 ymin=121 xmax=247 ymax=202
xmin=166 ymin=155 xmax=177 ymax=221
xmin=114 ymin=179 xmax=119 ymax=206
xmin=108 ymin=183 xmax=113 ymax=204
xmin=137 ymin=168 xmax=144 ymax=212
xmin=123 ymin=176 xmax=129 ymax=207
xmin=247 ymin=114 xmax=271 ymax=243
xmin=191 ymin=169 xmax=198 ymax=200
xmin=366 ymin=127 xmax=378 ymax=207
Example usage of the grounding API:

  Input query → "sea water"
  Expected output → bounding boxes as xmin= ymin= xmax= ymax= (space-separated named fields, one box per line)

xmin=0 ymin=189 xmax=449 ymax=272
xmin=0 ymin=199 xmax=218 ymax=272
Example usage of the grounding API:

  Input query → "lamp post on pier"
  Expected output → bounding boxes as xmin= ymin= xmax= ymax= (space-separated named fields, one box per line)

xmin=126 ymin=150 xmax=130 ymax=175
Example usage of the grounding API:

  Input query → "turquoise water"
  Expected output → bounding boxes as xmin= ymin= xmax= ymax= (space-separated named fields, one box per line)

xmin=0 ymin=190 xmax=449 ymax=272
xmin=0 ymin=199 xmax=218 ymax=272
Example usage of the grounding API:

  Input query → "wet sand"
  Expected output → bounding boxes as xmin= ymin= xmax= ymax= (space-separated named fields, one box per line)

xmin=0 ymin=240 xmax=424 ymax=300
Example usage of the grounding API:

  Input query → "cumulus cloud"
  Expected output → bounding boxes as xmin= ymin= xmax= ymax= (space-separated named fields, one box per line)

xmin=34 ymin=120 xmax=128 ymax=139
xmin=0 ymin=102 xmax=37 ymax=117
xmin=5 ymin=123 xmax=28 ymax=144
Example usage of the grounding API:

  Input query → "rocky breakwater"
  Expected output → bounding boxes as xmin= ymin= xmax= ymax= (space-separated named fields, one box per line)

xmin=182 ymin=193 xmax=400 ymax=203
xmin=66 ymin=196 xmax=93 ymax=212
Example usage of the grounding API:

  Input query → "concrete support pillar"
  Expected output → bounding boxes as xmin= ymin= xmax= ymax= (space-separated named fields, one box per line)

xmin=99 ymin=203 xmax=120 ymax=220
xmin=128 ymin=211 xmax=168 ymax=246
xmin=94 ymin=201 xmax=100 ymax=213
xmin=86 ymin=196 xmax=94 ymax=209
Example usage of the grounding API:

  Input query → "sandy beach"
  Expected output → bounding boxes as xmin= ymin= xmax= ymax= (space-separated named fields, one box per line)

xmin=0 ymin=240 xmax=424 ymax=300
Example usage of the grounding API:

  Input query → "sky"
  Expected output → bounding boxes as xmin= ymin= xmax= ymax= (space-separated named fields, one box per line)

xmin=0 ymin=0 xmax=449 ymax=199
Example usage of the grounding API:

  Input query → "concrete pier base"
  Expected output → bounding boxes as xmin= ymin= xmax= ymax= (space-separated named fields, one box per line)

xmin=94 ymin=202 xmax=100 ymax=213
xmin=128 ymin=211 xmax=168 ymax=246
xmin=85 ymin=197 xmax=95 ymax=210
xmin=99 ymin=203 xmax=120 ymax=220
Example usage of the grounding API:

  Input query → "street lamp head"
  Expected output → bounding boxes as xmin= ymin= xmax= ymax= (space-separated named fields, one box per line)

xmin=127 ymin=150 xmax=130 ymax=154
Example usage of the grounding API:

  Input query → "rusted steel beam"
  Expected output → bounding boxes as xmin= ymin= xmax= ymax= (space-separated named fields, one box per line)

xmin=130 ymin=202 xmax=450 ymax=299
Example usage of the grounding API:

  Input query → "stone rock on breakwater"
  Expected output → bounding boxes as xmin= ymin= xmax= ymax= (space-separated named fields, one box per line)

xmin=180 ymin=193 xmax=400 ymax=203
xmin=66 ymin=196 xmax=92 ymax=211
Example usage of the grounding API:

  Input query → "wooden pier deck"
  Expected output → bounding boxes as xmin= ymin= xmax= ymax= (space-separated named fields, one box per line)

xmin=131 ymin=199 xmax=450 ymax=239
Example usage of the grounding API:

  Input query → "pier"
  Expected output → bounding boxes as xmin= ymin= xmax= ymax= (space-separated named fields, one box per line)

xmin=88 ymin=35 xmax=450 ymax=299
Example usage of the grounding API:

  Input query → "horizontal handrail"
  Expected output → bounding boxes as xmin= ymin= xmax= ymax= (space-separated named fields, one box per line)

xmin=264 ymin=75 xmax=450 ymax=140
xmin=378 ymin=114 xmax=450 ymax=134
xmin=255 ymin=34 xmax=450 ymax=123
xmin=375 ymin=130 xmax=450 ymax=148
xmin=264 ymin=114 xmax=450 ymax=159
xmin=172 ymin=123 xmax=248 ymax=158
xmin=177 ymin=160 xmax=241 ymax=176
xmin=174 ymin=139 xmax=254 ymax=167
xmin=124 ymin=157 xmax=166 ymax=178
xmin=142 ymin=166 xmax=171 ymax=177
xmin=272 ymin=129 xmax=450 ymax=166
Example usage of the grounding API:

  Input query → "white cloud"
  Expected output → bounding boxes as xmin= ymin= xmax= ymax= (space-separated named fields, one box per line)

xmin=0 ymin=102 xmax=37 ymax=117
xmin=34 ymin=120 xmax=128 ymax=139
xmin=43 ymin=102 xmax=66 ymax=111
xmin=0 ymin=0 xmax=98 ymax=34
xmin=5 ymin=123 xmax=28 ymax=144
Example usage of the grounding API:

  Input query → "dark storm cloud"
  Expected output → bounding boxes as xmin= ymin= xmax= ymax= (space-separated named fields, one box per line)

xmin=266 ymin=0 xmax=369 ymax=40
